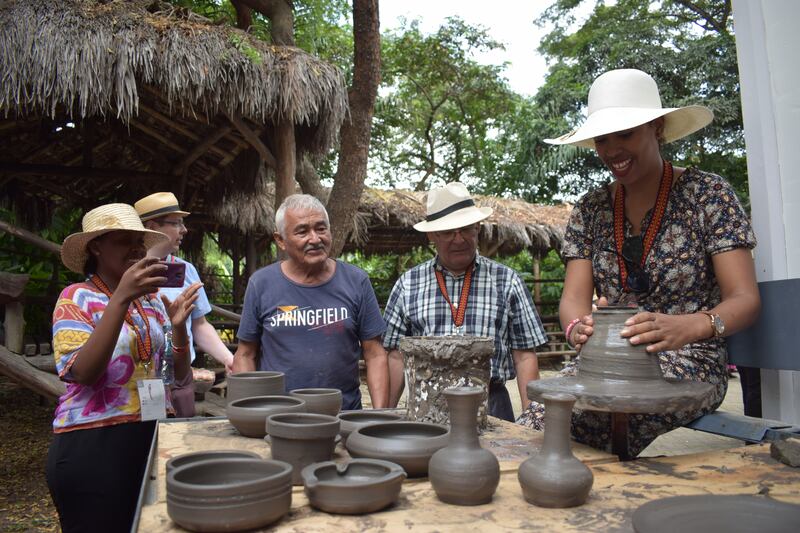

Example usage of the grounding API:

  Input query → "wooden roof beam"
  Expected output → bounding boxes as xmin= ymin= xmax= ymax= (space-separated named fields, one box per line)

xmin=0 ymin=162 xmax=172 ymax=182
xmin=173 ymin=125 xmax=234 ymax=176
xmin=223 ymin=112 xmax=277 ymax=169
xmin=139 ymin=103 xmax=231 ymax=161
xmin=129 ymin=118 xmax=187 ymax=155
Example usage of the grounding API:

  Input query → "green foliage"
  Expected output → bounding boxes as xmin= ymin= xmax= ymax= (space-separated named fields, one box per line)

xmin=228 ymin=33 xmax=262 ymax=64
xmin=342 ymin=247 xmax=435 ymax=307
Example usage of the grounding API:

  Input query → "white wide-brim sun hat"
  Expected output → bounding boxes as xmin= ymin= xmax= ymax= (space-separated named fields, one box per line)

xmin=61 ymin=203 xmax=169 ymax=273
xmin=413 ymin=182 xmax=492 ymax=233
xmin=544 ymin=69 xmax=714 ymax=149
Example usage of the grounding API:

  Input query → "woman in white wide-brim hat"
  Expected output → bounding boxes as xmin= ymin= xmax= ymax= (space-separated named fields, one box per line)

xmin=517 ymin=69 xmax=761 ymax=457
xmin=47 ymin=203 xmax=202 ymax=532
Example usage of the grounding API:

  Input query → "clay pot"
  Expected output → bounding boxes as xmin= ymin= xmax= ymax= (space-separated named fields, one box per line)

xmin=166 ymin=450 xmax=261 ymax=473
xmin=289 ymin=388 xmax=342 ymax=416
xmin=518 ymin=392 xmax=593 ymax=508
xmin=345 ymin=421 xmax=449 ymax=478
xmin=266 ymin=413 xmax=341 ymax=485
xmin=167 ymin=457 xmax=292 ymax=532
xmin=227 ymin=371 xmax=285 ymax=404
xmin=301 ymin=459 xmax=406 ymax=514
xmin=429 ymin=386 xmax=500 ymax=505
xmin=338 ymin=410 xmax=404 ymax=444
xmin=226 ymin=395 xmax=307 ymax=438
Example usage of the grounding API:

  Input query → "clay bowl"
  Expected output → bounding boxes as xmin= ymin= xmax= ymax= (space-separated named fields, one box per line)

xmin=345 ymin=421 xmax=450 ymax=478
xmin=227 ymin=371 xmax=285 ymax=404
xmin=301 ymin=459 xmax=406 ymax=514
xmin=338 ymin=410 xmax=404 ymax=444
xmin=226 ymin=395 xmax=307 ymax=438
xmin=289 ymin=388 xmax=343 ymax=416
xmin=167 ymin=457 xmax=292 ymax=532
xmin=267 ymin=413 xmax=341 ymax=485
xmin=166 ymin=450 xmax=262 ymax=474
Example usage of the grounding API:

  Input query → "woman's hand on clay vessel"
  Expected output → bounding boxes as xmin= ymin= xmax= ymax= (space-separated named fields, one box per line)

xmin=620 ymin=311 xmax=709 ymax=353
xmin=115 ymin=256 xmax=168 ymax=303
xmin=570 ymin=297 xmax=609 ymax=352
xmin=162 ymin=282 xmax=202 ymax=329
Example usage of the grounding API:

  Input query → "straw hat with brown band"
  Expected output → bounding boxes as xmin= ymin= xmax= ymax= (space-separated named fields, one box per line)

xmin=133 ymin=192 xmax=190 ymax=222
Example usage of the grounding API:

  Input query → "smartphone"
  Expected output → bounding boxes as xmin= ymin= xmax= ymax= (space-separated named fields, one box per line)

xmin=158 ymin=262 xmax=186 ymax=288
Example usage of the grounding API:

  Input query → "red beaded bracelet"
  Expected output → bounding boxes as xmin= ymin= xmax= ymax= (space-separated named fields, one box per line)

xmin=564 ymin=318 xmax=581 ymax=348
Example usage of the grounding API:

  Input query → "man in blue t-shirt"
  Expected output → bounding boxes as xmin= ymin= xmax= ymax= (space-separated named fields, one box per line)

xmin=233 ymin=194 xmax=389 ymax=410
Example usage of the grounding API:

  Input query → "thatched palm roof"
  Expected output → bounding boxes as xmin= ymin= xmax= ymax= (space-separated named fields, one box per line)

xmin=0 ymin=0 xmax=348 ymax=232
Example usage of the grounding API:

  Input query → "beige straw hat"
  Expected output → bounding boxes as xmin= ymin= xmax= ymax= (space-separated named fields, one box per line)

xmin=413 ymin=182 xmax=492 ymax=232
xmin=134 ymin=192 xmax=190 ymax=222
xmin=545 ymin=69 xmax=713 ymax=149
xmin=61 ymin=203 xmax=169 ymax=273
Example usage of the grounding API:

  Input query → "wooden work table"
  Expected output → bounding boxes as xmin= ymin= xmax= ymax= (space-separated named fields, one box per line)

xmin=137 ymin=417 xmax=800 ymax=532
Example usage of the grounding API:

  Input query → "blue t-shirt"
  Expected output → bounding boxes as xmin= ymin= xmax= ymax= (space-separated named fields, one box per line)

xmin=236 ymin=260 xmax=386 ymax=410
xmin=157 ymin=255 xmax=211 ymax=363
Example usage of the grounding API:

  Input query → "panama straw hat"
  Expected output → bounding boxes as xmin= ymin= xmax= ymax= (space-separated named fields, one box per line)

xmin=134 ymin=192 xmax=190 ymax=222
xmin=413 ymin=182 xmax=493 ymax=232
xmin=544 ymin=69 xmax=713 ymax=149
xmin=61 ymin=203 xmax=169 ymax=273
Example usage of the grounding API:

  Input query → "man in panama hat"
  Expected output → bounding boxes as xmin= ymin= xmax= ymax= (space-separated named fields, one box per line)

xmin=135 ymin=192 xmax=234 ymax=417
xmin=382 ymin=182 xmax=547 ymax=421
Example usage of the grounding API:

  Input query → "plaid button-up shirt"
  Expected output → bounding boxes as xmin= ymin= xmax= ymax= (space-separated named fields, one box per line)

xmin=383 ymin=254 xmax=546 ymax=382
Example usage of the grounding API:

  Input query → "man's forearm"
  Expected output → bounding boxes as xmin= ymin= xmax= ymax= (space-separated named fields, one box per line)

xmin=387 ymin=349 xmax=405 ymax=408
xmin=193 ymin=319 xmax=234 ymax=369
xmin=232 ymin=340 xmax=259 ymax=373
xmin=365 ymin=359 xmax=390 ymax=409
xmin=513 ymin=349 xmax=540 ymax=411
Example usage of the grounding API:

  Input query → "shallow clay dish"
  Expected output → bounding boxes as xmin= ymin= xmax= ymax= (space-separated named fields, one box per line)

xmin=338 ymin=410 xmax=404 ymax=443
xmin=301 ymin=459 xmax=406 ymax=514
xmin=345 ymin=421 xmax=449 ymax=477
xmin=226 ymin=395 xmax=306 ymax=438
xmin=290 ymin=388 xmax=343 ymax=416
xmin=631 ymin=494 xmax=800 ymax=533
xmin=166 ymin=450 xmax=261 ymax=473
xmin=227 ymin=371 xmax=285 ymax=404
xmin=167 ymin=457 xmax=292 ymax=532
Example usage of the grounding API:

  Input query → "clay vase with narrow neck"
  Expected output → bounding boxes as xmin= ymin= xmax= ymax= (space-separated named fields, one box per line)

xmin=517 ymin=392 xmax=593 ymax=508
xmin=428 ymin=386 xmax=500 ymax=505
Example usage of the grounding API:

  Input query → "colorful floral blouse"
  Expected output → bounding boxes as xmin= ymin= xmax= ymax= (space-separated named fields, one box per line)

xmin=51 ymin=282 xmax=173 ymax=433
xmin=562 ymin=167 xmax=756 ymax=355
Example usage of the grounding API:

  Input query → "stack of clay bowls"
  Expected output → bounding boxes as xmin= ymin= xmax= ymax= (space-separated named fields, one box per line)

xmin=166 ymin=450 xmax=261 ymax=474
xmin=226 ymin=395 xmax=306 ymax=438
xmin=301 ymin=458 xmax=406 ymax=514
xmin=289 ymin=388 xmax=342 ymax=416
xmin=345 ymin=421 xmax=449 ymax=477
xmin=167 ymin=457 xmax=292 ymax=532
xmin=226 ymin=371 xmax=285 ymax=404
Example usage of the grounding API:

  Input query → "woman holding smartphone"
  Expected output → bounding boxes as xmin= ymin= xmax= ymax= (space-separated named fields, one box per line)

xmin=46 ymin=203 xmax=201 ymax=532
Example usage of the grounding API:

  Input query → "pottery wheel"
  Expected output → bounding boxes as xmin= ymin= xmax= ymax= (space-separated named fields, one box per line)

xmin=527 ymin=376 xmax=713 ymax=414
xmin=631 ymin=494 xmax=800 ymax=533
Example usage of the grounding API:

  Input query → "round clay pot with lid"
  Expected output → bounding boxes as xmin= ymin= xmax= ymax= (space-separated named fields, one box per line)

xmin=226 ymin=395 xmax=307 ymax=438
xmin=166 ymin=449 xmax=262 ymax=473
xmin=338 ymin=410 xmax=404 ymax=444
xmin=289 ymin=388 xmax=343 ymax=416
xmin=517 ymin=392 xmax=593 ymax=508
xmin=226 ymin=371 xmax=285 ymax=405
xmin=345 ymin=421 xmax=449 ymax=477
xmin=428 ymin=386 xmax=500 ymax=505
xmin=167 ymin=457 xmax=292 ymax=532
xmin=266 ymin=412 xmax=341 ymax=485
xmin=301 ymin=458 xmax=407 ymax=514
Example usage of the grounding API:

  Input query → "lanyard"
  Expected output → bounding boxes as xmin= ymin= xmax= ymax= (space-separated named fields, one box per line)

xmin=613 ymin=160 xmax=673 ymax=292
xmin=90 ymin=275 xmax=154 ymax=375
xmin=434 ymin=262 xmax=474 ymax=330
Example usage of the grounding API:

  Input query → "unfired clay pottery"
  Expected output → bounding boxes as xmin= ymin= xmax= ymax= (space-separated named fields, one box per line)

xmin=527 ymin=307 xmax=713 ymax=413
xmin=428 ymin=386 xmax=500 ymax=505
xmin=290 ymin=388 xmax=343 ymax=416
xmin=266 ymin=412 xmax=341 ymax=485
xmin=301 ymin=459 xmax=406 ymax=514
xmin=166 ymin=450 xmax=261 ymax=473
xmin=166 ymin=457 xmax=292 ymax=532
xmin=226 ymin=371 xmax=285 ymax=404
xmin=631 ymin=494 xmax=800 ymax=533
xmin=338 ymin=410 xmax=404 ymax=443
xmin=518 ymin=392 xmax=593 ymax=508
xmin=226 ymin=395 xmax=306 ymax=438
xmin=345 ymin=421 xmax=449 ymax=478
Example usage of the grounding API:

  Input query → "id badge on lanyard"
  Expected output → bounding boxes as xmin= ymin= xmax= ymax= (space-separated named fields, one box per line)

xmin=137 ymin=379 xmax=167 ymax=421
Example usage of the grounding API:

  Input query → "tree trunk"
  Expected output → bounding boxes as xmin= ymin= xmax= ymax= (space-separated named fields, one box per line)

xmin=296 ymin=154 xmax=327 ymax=201
xmin=234 ymin=0 xmax=295 ymax=46
xmin=327 ymin=0 xmax=380 ymax=257
xmin=0 ymin=346 xmax=65 ymax=400
xmin=274 ymin=119 xmax=297 ymax=210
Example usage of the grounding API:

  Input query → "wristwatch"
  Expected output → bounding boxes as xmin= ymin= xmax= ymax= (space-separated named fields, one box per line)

xmin=700 ymin=311 xmax=725 ymax=338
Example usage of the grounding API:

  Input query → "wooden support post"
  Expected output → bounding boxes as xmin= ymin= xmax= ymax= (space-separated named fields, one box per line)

xmin=4 ymin=301 xmax=25 ymax=354
xmin=232 ymin=246 xmax=242 ymax=306
xmin=274 ymin=119 xmax=296 ymax=209
xmin=224 ymin=112 xmax=277 ymax=169
xmin=533 ymin=256 xmax=541 ymax=308
xmin=245 ymin=233 xmax=258 ymax=278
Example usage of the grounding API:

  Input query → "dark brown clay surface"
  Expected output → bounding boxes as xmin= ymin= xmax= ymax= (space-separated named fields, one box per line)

xmin=166 ymin=450 xmax=261 ymax=473
xmin=631 ymin=494 xmax=800 ymax=533
xmin=301 ymin=459 xmax=406 ymax=514
xmin=226 ymin=371 xmax=285 ymax=404
xmin=226 ymin=395 xmax=306 ymax=438
xmin=345 ymin=421 xmax=449 ymax=478
xmin=338 ymin=410 xmax=404 ymax=442
xmin=290 ymin=388 xmax=343 ymax=416
xmin=429 ymin=386 xmax=499 ymax=505
xmin=266 ymin=413 xmax=341 ymax=485
xmin=166 ymin=457 xmax=292 ymax=532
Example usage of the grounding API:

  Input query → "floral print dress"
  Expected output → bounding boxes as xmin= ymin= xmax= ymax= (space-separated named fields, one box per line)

xmin=516 ymin=167 xmax=756 ymax=456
